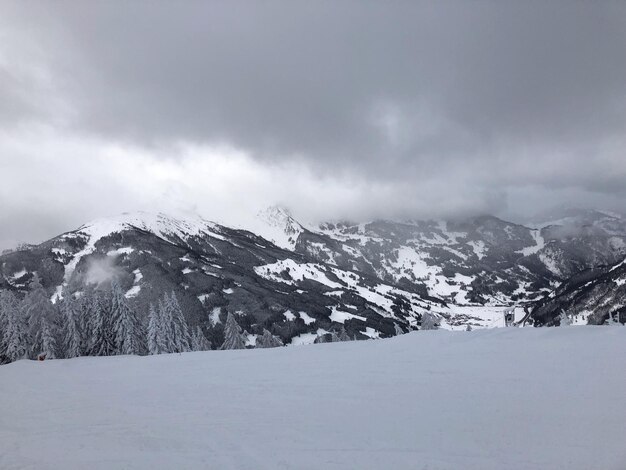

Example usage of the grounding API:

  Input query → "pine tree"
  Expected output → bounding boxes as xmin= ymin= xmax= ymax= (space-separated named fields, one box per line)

xmin=338 ymin=326 xmax=351 ymax=342
xmin=166 ymin=292 xmax=190 ymax=353
xmin=420 ymin=312 xmax=439 ymax=330
xmin=255 ymin=328 xmax=284 ymax=348
xmin=88 ymin=289 xmax=116 ymax=356
xmin=559 ymin=310 xmax=572 ymax=326
xmin=40 ymin=317 xmax=58 ymax=359
xmin=61 ymin=297 xmax=82 ymax=358
xmin=147 ymin=303 xmax=164 ymax=355
xmin=329 ymin=331 xmax=340 ymax=343
xmin=111 ymin=282 xmax=144 ymax=355
xmin=314 ymin=334 xmax=328 ymax=344
xmin=21 ymin=274 xmax=56 ymax=359
xmin=0 ymin=290 xmax=28 ymax=362
xmin=190 ymin=326 xmax=212 ymax=351
xmin=221 ymin=312 xmax=246 ymax=350
xmin=394 ymin=323 xmax=404 ymax=336
xmin=157 ymin=299 xmax=174 ymax=353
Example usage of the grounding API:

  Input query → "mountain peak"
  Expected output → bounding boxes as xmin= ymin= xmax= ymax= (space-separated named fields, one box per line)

xmin=253 ymin=205 xmax=304 ymax=250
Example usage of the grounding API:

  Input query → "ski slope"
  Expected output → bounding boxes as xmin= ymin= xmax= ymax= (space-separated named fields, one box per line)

xmin=1 ymin=327 xmax=625 ymax=470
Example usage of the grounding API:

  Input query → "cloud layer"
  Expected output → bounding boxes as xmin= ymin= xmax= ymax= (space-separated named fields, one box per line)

xmin=1 ymin=1 xmax=625 ymax=247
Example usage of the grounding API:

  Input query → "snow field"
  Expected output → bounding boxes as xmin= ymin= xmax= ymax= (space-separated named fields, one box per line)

xmin=0 ymin=326 xmax=624 ymax=470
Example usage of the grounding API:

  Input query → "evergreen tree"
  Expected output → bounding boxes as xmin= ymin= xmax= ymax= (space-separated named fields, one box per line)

xmin=88 ymin=289 xmax=116 ymax=356
xmin=0 ymin=290 xmax=28 ymax=362
xmin=157 ymin=299 xmax=175 ymax=353
xmin=221 ymin=312 xmax=246 ymax=350
xmin=420 ymin=312 xmax=439 ymax=330
xmin=314 ymin=334 xmax=328 ymax=344
xmin=190 ymin=326 xmax=212 ymax=351
xmin=165 ymin=292 xmax=190 ymax=353
xmin=394 ymin=323 xmax=404 ymax=336
xmin=147 ymin=303 xmax=165 ymax=355
xmin=21 ymin=274 xmax=56 ymax=359
xmin=338 ymin=326 xmax=351 ymax=342
xmin=40 ymin=317 xmax=58 ymax=359
xmin=111 ymin=282 xmax=144 ymax=355
xmin=329 ymin=331 xmax=340 ymax=343
xmin=559 ymin=310 xmax=572 ymax=326
xmin=255 ymin=328 xmax=284 ymax=348
xmin=60 ymin=297 xmax=83 ymax=358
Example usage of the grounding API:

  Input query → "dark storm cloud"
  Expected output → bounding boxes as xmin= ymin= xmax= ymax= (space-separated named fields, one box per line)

xmin=0 ymin=0 xmax=625 ymax=246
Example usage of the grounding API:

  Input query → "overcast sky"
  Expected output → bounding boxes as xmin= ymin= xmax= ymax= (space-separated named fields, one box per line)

xmin=1 ymin=1 xmax=625 ymax=248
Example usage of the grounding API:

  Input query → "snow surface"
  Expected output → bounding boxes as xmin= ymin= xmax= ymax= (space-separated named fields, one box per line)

xmin=239 ymin=206 xmax=305 ymax=250
xmin=516 ymin=229 xmax=545 ymax=256
xmin=329 ymin=306 xmax=366 ymax=324
xmin=298 ymin=311 xmax=316 ymax=325
xmin=1 ymin=327 xmax=624 ymax=470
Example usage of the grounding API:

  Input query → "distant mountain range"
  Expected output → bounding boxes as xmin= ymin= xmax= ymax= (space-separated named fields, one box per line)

xmin=1 ymin=207 xmax=624 ymax=343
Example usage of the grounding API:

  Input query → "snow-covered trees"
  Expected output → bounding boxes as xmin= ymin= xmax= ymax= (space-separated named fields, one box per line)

xmin=22 ymin=275 xmax=59 ymax=359
xmin=0 ymin=280 xmax=199 ymax=363
xmin=191 ymin=327 xmax=212 ymax=351
xmin=147 ymin=303 xmax=165 ymax=355
xmin=146 ymin=293 xmax=193 ymax=355
xmin=165 ymin=292 xmax=190 ymax=353
xmin=111 ymin=283 xmax=144 ymax=355
xmin=0 ymin=290 xmax=28 ymax=362
xmin=87 ymin=289 xmax=117 ymax=357
xmin=60 ymin=297 xmax=83 ymax=358
xmin=559 ymin=310 xmax=572 ymax=326
xmin=221 ymin=312 xmax=246 ymax=350
xmin=420 ymin=312 xmax=439 ymax=330
xmin=337 ymin=326 xmax=351 ymax=342
xmin=39 ymin=317 xmax=58 ymax=359
xmin=255 ymin=329 xmax=284 ymax=348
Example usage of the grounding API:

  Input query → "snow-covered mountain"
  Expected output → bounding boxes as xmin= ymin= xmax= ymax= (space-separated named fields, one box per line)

xmin=531 ymin=255 xmax=626 ymax=326
xmin=1 ymin=207 xmax=625 ymax=343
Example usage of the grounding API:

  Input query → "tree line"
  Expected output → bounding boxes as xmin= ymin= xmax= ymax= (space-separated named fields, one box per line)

xmin=0 ymin=276 xmax=287 ymax=365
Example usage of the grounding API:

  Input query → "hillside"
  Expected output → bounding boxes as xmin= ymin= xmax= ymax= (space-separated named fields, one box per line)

xmin=1 ymin=207 xmax=624 ymax=350
xmin=531 ymin=256 xmax=626 ymax=326
xmin=0 ymin=327 xmax=624 ymax=470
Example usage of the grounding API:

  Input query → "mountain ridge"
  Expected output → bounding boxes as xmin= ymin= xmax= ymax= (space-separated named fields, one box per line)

xmin=1 ymin=207 xmax=625 ymax=343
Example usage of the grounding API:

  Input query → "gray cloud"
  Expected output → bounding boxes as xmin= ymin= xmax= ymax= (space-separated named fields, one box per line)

xmin=0 ymin=1 xmax=625 ymax=246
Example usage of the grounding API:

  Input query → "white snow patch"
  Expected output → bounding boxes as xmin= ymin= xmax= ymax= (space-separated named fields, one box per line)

xmin=468 ymin=240 xmax=487 ymax=259
xmin=361 ymin=327 xmax=381 ymax=339
xmin=298 ymin=311 xmax=316 ymax=325
xmin=517 ymin=229 xmax=545 ymax=256
xmin=8 ymin=269 xmax=27 ymax=281
xmin=107 ymin=247 xmax=135 ymax=257
xmin=254 ymin=259 xmax=342 ymax=289
xmin=124 ymin=285 xmax=141 ymax=299
xmin=209 ymin=307 xmax=222 ymax=325
xmin=329 ymin=307 xmax=366 ymax=324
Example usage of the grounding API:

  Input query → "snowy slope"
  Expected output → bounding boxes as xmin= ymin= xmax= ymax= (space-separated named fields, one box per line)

xmin=531 ymin=256 xmax=626 ymax=326
xmin=1 ymin=208 xmax=625 ymax=338
xmin=1 ymin=327 xmax=625 ymax=470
